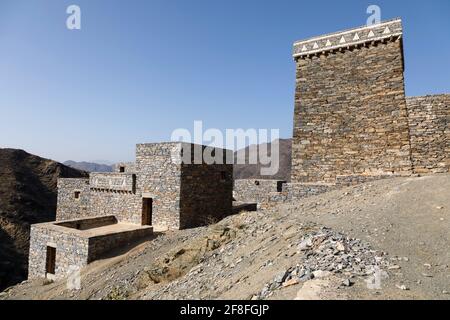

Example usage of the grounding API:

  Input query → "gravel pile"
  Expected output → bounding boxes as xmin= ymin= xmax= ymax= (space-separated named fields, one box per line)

xmin=257 ymin=227 xmax=390 ymax=299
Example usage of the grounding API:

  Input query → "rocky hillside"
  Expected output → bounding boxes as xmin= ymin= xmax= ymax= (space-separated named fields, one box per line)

xmin=63 ymin=161 xmax=113 ymax=173
xmin=0 ymin=149 xmax=88 ymax=290
xmin=234 ymin=139 xmax=291 ymax=181
xmin=3 ymin=174 xmax=448 ymax=300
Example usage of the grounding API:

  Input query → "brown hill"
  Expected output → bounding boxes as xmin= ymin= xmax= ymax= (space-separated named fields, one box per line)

xmin=0 ymin=149 xmax=87 ymax=290
xmin=233 ymin=139 xmax=291 ymax=181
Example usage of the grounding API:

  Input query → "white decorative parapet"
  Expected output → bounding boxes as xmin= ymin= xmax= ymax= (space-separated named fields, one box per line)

xmin=89 ymin=172 xmax=136 ymax=193
xmin=293 ymin=18 xmax=402 ymax=59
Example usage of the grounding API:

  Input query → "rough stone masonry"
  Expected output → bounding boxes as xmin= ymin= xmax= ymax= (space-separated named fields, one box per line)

xmin=291 ymin=19 xmax=412 ymax=184
xmin=290 ymin=18 xmax=448 ymax=185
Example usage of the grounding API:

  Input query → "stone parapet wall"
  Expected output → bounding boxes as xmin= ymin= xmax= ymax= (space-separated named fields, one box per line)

xmin=55 ymin=215 xmax=117 ymax=230
xmin=56 ymin=178 xmax=90 ymax=221
xmin=88 ymin=227 xmax=152 ymax=262
xmin=406 ymin=94 xmax=450 ymax=174
xmin=90 ymin=172 xmax=136 ymax=193
xmin=114 ymin=162 xmax=136 ymax=173
xmin=234 ymin=179 xmax=285 ymax=205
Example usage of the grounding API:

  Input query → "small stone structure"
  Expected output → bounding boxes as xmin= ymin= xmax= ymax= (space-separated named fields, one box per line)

xmin=28 ymin=216 xmax=152 ymax=280
xmin=29 ymin=142 xmax=233 ymax=280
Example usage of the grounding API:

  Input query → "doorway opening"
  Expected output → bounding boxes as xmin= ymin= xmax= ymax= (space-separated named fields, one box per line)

xmin=142 ymin=198 xmax=153 ymax=226
xmin=46 ymin=246 xmax=56 ymax=276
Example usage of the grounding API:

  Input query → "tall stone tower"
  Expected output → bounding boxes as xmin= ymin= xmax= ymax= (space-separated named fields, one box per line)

xmin=291 ymin=19 xmax=413 ymax=184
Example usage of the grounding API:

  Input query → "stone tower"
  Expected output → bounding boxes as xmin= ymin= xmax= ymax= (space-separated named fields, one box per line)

xmin=291 ymin=19 xmax=413 ymax=184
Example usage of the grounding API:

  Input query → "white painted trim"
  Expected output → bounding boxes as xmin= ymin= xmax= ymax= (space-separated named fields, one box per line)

xmin=293 ymin=18 xmax=401 ymax=45
xmin=293 ymin=33 xmax=402 ymax=58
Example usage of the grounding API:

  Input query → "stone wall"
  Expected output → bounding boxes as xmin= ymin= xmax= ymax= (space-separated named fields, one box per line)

xmin=87 ymin=172 xmax=141 ymax=223
xmin=180 ymin=164 xmax=233 ymax=229
xmin=56 ymin=178 xmax=90 ymax=221
xmin=88 ymin=227 xmax=152 ymax=262
xmin=28 ymin=224 xmax=89 ymax=280
xmin=114 ymin=162 xmax=136 ymax=173
xmin=88 ymin=190 xmax=142 ymax=224
xmin=406 ymin=94 xmax=450 ymax=174
xmin=55 ymin=215 xmax=117 ymax=230
xmin=136 ymin=143 xmax=182 ymax=229
xmin=266 ymin=183 xmax=334 ymax=208
xmin=234 ymin=179 xmax=286 ymax=205
xmin=291 ymin=19 xmax=412 ymax=184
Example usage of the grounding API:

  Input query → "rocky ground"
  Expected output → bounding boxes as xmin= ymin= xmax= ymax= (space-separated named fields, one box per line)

xmin=1 ymin=174 xmax=449 ymax=300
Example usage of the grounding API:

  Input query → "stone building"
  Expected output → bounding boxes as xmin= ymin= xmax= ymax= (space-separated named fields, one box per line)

xmin=291 ymin=18 xmax=412 ymax=184
xmin=235 ymin=18 xmax=448 ymax=206
xmin=56 ymin=142 xmax=233 ymax=229
xmin=29 ymin=142 xmax=233 ymax=280
xmin=290 ymin=18 xmax=448 ymax=184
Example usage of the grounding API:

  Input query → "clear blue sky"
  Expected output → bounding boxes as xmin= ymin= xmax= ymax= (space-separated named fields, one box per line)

xmin=1 ymin=0 xmax=449 ymax=162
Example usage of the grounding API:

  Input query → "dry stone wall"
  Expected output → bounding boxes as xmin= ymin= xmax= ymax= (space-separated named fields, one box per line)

xmin=234 ymin=179 xmax=285 ymax=205
xmin=87 ymin=227 xmax=152 ymax=262
xmin=88 ymin=191 xmax=142 ymax=224
xmin=56 ymin=178 xmax=90 ymax=221
xmin=114 ymin=162 xmax=136 ymax=173
xmin=136 ymin=143 xmax=182 ymax=229
xmin=406 ymin=94 xmax=449 ymax=174
xmin=180 ymin=164 xmax=233 ymax=228
xmin=28 ymin=224 xmax=89 ymax=280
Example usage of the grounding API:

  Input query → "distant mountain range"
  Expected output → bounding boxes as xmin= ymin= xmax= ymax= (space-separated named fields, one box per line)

xmin=0 ymin=149 xmax=87 ymax=290
xmin=63 ymin=161 xmax=113 ymax=173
